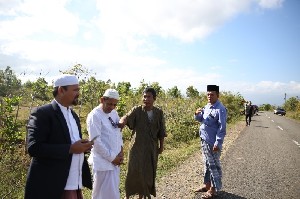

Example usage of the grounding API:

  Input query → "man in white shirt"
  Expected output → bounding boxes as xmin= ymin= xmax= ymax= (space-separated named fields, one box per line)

xmin=87 ymin=89 xmax=124 ymax=199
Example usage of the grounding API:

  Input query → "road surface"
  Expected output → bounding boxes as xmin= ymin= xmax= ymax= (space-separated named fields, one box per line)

xmin=219 ymin=111 xmax=300 ymax=199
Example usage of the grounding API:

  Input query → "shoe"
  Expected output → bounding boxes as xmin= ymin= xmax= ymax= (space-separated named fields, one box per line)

xmin=194 ymin=187 xmax=208 ymax=193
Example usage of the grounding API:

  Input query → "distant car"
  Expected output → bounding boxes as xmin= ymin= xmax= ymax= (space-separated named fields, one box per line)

xmin=274 ymin=108 xmax=286 ymax=116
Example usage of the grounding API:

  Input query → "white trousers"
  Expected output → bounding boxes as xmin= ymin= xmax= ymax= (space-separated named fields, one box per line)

xmin=92 ymin=167 xmax=120 ymax=199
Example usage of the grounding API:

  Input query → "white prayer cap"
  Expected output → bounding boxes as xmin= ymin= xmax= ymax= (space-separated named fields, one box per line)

xmin=103 ymin=89 xmax=119 ymax=100
xmin=53 ymin=74 xmax=79 ymax=87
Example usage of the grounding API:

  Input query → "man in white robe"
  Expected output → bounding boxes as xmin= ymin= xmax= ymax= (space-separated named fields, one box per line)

xmin=86 ymin=89 xmax=123 ymax=199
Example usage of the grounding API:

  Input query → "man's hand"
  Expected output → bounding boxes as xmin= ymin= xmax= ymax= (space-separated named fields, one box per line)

xmin=195 ymin=108 xmax=203 ymax=115
xmin=112 ymin=148 xmax=124 ymax=166
xmin=112 ymin=155 xmax=124 ymax=166
xmin=117 ymin=116 xmax=127 ymax=129
xmin=213 ymin=145 xmax=219 ymax=152
xmin=158 ymin=139 xmax=164 ymax=154
xmin=158 ymin=146 xmax=164 ymax=154
xmin=69 ymin=139 xmax=93 ymax=154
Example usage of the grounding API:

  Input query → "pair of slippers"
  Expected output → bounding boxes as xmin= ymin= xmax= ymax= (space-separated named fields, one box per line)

xmin=194 ymin=187 xmax=215 ymax=198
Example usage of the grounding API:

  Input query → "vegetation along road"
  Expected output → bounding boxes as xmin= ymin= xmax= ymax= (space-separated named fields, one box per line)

xmin=157 ymin=111 xmax=300 ymax=199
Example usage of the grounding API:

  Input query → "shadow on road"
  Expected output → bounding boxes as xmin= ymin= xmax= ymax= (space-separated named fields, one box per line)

xmin=217 ymin=191 xmax=247 ymax=199
xmin=194 ymin=191 xmax=247 ymax=199
xmin=254 ymin=125 xmax=269 ymax=128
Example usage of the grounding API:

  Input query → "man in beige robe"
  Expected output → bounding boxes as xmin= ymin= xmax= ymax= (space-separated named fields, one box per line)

xmin=119 ymin=87 xmax=167 ymax=199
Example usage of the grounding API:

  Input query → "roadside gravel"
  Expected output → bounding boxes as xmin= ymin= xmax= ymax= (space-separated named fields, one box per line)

xmin=155 ymin=121 xmax=246 ymax=199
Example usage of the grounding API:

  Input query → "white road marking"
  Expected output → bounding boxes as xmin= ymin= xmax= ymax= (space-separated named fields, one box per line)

xmin=271 ymin=120 xmax=274 ymax=122
xmin=292 ymin=140 xmax=300 ymax=148
xmin=277 ymin=126 xmax=283 ymax=131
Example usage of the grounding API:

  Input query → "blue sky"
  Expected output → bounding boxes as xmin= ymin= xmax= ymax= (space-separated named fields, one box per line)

xmin=0 ymin=0 xmax=299 ymax=106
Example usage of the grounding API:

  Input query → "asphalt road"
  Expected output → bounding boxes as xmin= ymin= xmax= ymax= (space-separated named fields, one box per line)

xmin=218 ymin=111 xmax=300 ymax=199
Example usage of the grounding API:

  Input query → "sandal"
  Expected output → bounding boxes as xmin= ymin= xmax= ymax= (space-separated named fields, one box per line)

xmin=201 ymin=191 xmax=215 ymax=199
xmin=194 ymin=187 xmax=208 ymax=193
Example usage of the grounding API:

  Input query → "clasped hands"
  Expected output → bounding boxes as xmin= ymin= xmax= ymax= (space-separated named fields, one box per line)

xmin=112 ymin=149 xmax=124 ymax=166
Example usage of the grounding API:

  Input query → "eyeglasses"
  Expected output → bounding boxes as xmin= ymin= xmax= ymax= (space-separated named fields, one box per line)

xmin=108 ymin=117 xmax=118 ymax=128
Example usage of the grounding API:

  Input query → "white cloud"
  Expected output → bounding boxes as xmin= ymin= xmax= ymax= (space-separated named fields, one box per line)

xmin=226 ymin=80 xmax=300 ymax=94
xmin=0 ymin=0 xmax=78 ymax=40
xmin=0 ymin=0 xmax=21 ymax=15
xmin=257 ymin=0 xmax=284 ymax=9
xmin=95 ymin=0 xmax=253 ymax=43
xmin=253 ymin=81 xmax=300 ymax=95
xmin=0 ymin=0 xmax=284 ymax=66
xmin=219 ymin=79 xmax=299 ymax=105
xmin=1 ymin=39 xmax=98 ymax=62
xmin=83 ymin=31 xmax=93 ymax=41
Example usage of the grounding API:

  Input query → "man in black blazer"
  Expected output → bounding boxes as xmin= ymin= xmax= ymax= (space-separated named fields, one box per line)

xmin=25 ymin=74 xmax=93 ymax=199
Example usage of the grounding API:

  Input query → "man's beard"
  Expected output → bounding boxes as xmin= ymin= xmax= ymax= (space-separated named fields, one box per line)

xmin=72 ymin=97 xmax=79 ymax=106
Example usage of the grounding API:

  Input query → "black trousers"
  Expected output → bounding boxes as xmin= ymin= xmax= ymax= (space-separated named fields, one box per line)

xmin=246 ymin=114 xmax=252 ymax=125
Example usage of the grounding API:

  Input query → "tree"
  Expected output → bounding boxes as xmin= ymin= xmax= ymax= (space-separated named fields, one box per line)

xmin=135 ymin=79 xmax=149 ymax=96
xmin=150 ymin=82 xmax=163 ymax=97
xmin=135 ymin=80 xmax=165 ymax=97
xmin=220 ymin=92 xmax=244 ymax=123
xmin=186 ymin=86 xmax=199 ymax=98
xmin=262 ymin=104 xmax=272 ymax=111
xmin=167 ymin=86 xmax=182 ymax=98
xmin=81 ymin=77 xmax=109 ymax=111
xmin=31 ymin=77 xmax=51 ymax=102
xmin=284 ymin=97 xmax=299 ymax=112
xmin=0 ymin=96 xmax=23 ymax=146
xmin=117 ymin=82 xmax=132 ymax=96
xmin=60 ymin=64 xmax=91 ymax=80
xmin=115 ymin=82 xmax=132 ymax=116
xmin=0 ymin=66 xmax=21 ymax=97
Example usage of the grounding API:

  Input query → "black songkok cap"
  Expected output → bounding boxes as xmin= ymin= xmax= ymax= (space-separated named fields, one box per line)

xmin=207 ymin=85 xmax=219 ymax=92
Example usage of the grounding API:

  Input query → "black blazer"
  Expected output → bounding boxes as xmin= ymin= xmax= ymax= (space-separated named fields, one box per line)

xmin=25 ymin=100 xmax=92 ymax=199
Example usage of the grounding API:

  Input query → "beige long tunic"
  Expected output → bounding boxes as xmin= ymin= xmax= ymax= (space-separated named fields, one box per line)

xmin=125 ymin=105 xmax=166 ymax=198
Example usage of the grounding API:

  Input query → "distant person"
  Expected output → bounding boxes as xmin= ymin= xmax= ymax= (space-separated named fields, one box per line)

xmin=25 ymin=74 xmax=93 ymax=199
xmin=86 ymin=89 xmax=124 ymax=199
xmin=194 ymin=85 xmax=227 ymax=199
xmin=118 ymin=87 xmax=167 ymax=199
xmin=245 ymin=101 xmax=254 ymax=126
xmin=253 ymin=105 xmax=259 ymax=115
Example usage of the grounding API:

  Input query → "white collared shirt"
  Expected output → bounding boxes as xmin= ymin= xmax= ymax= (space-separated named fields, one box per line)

xmin=55 ymin=100 xmax=84 ymax=190
xmin=86 ymin=106 xmax=123 ymax=171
